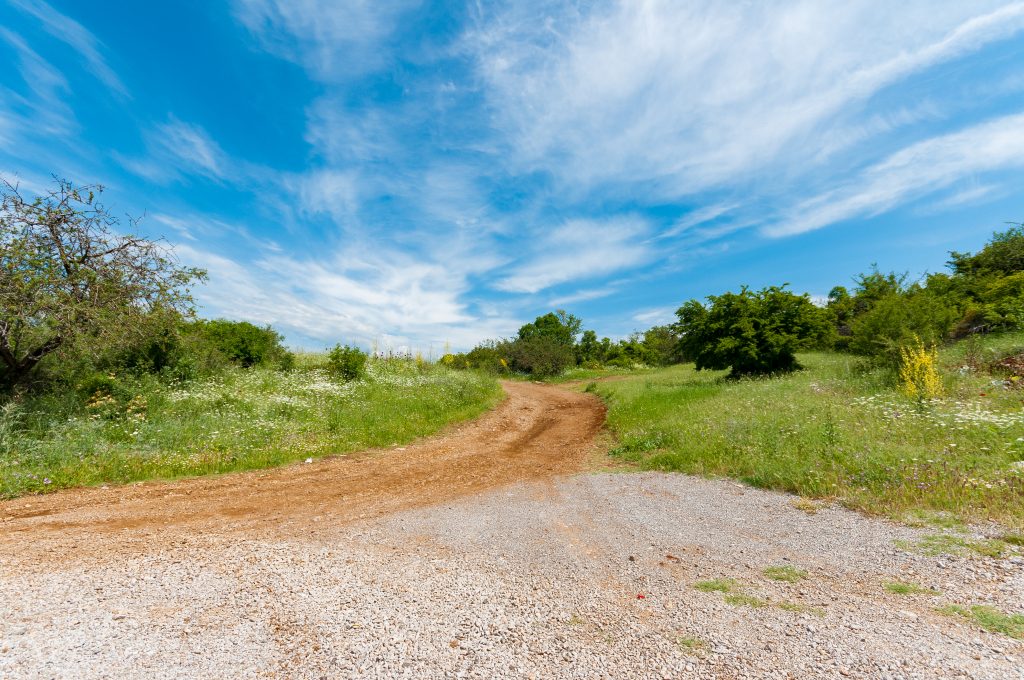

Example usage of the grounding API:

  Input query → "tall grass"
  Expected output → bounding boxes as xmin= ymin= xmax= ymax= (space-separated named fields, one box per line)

xmin=593 ymin=332 xmax=1024 ymax=529
xmin=0 ymin=358 xmax=502 ymax=498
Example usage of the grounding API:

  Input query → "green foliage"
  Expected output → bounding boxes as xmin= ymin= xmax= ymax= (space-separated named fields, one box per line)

xmin=642 ymin=325 xmax=681 ymax=365
xmin=949 ymin=224 xmax=1024 ymax=278
xmin=506 ymin=335 xmax=574 ymax=377
xmin=517 ymin=310 xmax=581 ymax=347
xmin=576 ymin=329 xmax=602 ymax=365
xmin=452 ymin=340 xmax=510 ymax=374
xmin=847 ymin=286 xmax=961 ymax=360
xmin=938 ymin=604 xmax=1024 ymax=639
xmin=884 ymin=581 xmax=939 ymax=596
xmin=193 ymin=319 xmax=294 ymax=369
xmin=326 ymin=344 xmax=368 ymax=381
xmin=694 ymin=578 xmax=737 ymax=593
xmin=0 ymin=178 xmax=204 ymax=389
xmin=675 ymin=285 xmax=831 ymax=376
xmin=592 ymin=334 xmax=1024 ymax=529
xmin=0 ymin=359 xmax=502 ymax=498
xmin=763 ymin=566 xmax=807 ymax=582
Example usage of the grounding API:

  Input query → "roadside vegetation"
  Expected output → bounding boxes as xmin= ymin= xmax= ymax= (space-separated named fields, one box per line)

xmin=5 ymin=175 xmax=1024 ymax=533
xmin=0 ymin=357 xmax=500 ymax=498
xmin=449 ymin=223 xmax=1024 ymax=530
xmin=590 ymin=338 xmax=1024 ymax=529
xmin=0 ymin=178 xmax=500 ymax=498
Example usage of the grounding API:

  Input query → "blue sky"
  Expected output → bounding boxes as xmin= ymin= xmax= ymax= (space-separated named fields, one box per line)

xmin=2 ymin=0 xmax=1024 ymax=352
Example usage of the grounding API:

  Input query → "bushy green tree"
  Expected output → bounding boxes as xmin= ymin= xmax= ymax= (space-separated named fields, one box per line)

xmin=0 ymin=178 xmax=204 ymax=388
xmin=641 ymin=325 xmax=680 ymax=365
xmin=326 ymin=344 xmax=367 ymax=381
xmin=847 ymin=286 xmax=960 ymax=359
xmin=674 ymin=285 xmax=831 ymax=376
xmin=948 ymin=224 xmax=1024 ymax=277
xmin=576 ymin=329 xmax=602 ymax=365
xmin=517 ymin=310 xmax=581 ymax=347
xmin=193 ymin=319 xmax=293 ymax=369
xmin=506 ymin=335 xmax=574 ymax=376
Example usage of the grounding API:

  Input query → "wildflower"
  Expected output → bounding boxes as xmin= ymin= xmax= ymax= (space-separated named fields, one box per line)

xmin=43 ymin=478 xmax=51 ymax=485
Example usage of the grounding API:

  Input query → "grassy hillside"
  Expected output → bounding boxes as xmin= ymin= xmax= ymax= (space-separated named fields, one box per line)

xmin=0 ymin=358 xmax=502 ymax=498
xmin=590 ymin=332 xmax=1024 ymax=530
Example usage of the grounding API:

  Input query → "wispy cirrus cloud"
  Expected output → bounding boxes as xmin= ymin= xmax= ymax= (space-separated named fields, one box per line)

xmin=767 ymin=111 xmax=1024 ymax=237
xmin=232 ymin=0 xmax=415 ymax=80
xmin=0 ymin=27 xmax=74 ymax=137
xmin=495 ymin=217 xmax=651 ymax=294
xmin=9 ymin=0 xmax=127 ymax=97
xmin=472 ymin=0 xmax=1024 ymax=201
xmin=117 ymin=118 xmax=234 ymax=183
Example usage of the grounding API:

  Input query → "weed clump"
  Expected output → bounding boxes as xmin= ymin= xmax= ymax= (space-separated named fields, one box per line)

xmin=884 ymin=581 xmax=940 ymax=596
xmin=938 ymin=604 xmax=1024 ymax=639
xmin=763 ymin=565 xmax=807 ymax=583
xmin=898 ymin=336 xmax=943 ymax=400
xmin=694 ymin=578 xmax=736 ymax=593
xmin=327 ymin=344 xmax=368 ymax=382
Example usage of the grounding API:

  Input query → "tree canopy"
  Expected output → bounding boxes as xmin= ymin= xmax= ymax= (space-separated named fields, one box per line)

xmin=674 ymin=285 xmax=831 ymax=376
xmin=0 ymin=178 xmax=204 ymax=387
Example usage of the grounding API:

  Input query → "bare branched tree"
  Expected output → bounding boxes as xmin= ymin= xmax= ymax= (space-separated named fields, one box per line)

xmin=0 ymin=177 xmax=205 ymax=387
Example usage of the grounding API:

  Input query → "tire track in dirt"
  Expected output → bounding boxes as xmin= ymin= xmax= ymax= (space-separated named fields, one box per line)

xmin=0 ymin=381 xmax=605 ymax=567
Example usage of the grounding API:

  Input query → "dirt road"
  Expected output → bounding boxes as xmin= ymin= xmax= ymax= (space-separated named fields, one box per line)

xmin=1 ymin=381 xmax=1022 ymax=678
xmin=0 ymin=380 xmax=605 ymax=562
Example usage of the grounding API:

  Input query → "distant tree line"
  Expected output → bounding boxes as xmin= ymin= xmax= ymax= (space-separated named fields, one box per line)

xmin=441 ymin=311 xmax=682 ymax=377
xmin=453 ymin=225 xmax=1024 ymax=378
xmin=5 ymin=176 xmax=1022 ymax=386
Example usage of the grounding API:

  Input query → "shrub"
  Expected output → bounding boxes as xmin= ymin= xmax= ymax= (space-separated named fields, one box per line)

xmin=327 ymin=344 xmax=367 ymax=381
xmin=674 ymin=285 xmax=831 ymax=376
xmin=506 ymin=336 xmax=575 ymax=376
xmin=847 ymin=288 xmax=960 ymax=360
xmin=898 ymin=336 xmax=943 ymax=400
xmin=459 ymin=340 xmax=511 ymax=373
xmin=191 ymin=319 xmax=294 ymax=369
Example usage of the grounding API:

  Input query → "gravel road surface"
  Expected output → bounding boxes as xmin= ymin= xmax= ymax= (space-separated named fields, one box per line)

xmin=1 ymin=382 xmax=1021 ymax=679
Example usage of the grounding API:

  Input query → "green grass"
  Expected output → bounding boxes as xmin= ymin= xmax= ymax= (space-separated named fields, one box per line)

xmin=894 ymin=534 xmax=1008 ymax=558
xmin=542 ymin=365 xmax=655 ymax=384
xmin=677 ymin=636 xmax=707 ymax=653
xmin=591 ymin=332 xmax=1024 ymax=530
xmin=776 ymin=601 xmax=826 ymax=616
xmin=723 ymin=593 xmax=769 ymax=608
xmin=0 ymin=359 xmax=502 ymax=498
xmin=884 ymin=581 xmax=940 ymax=595
xmin=763 ymin=565 xmax=808 ymax=582
xmin=1002 ymin=532 xmax=1024 ymax=547
xmin=938 ymin=604 xmax=1024 ymax=639
xmin=694 ymin=578 xmax=737 ymax=593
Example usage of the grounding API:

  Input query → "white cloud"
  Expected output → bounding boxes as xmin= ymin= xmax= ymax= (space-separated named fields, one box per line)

xmin=495 ymin=217 xmax=651 ymax=294
xmin=9 ymin=0 xmax=127 ymax=97
xmin=472 ymin=1 xmax=1024 ymax=199
xmin=118 ymin=118 xmax=231 ymax=183
xmin=171 ymin=235 xmax=519 ymax=352
xmin=547 ymin=287 xmax=616 ymax=307
xmin=632 ymin=307 xmax=676 ymax=326
xmin=232 ymin=0 xmax=415 ymax=80
xmin=155 ymin=118 xmax=227 ymax=179
xmin=293 ymin=168 xmax=360 ymax=223
xmin=767 ymin=112 xmax=1024 ymax=237
xmin=0 ymin=28 xmax=74 ymax=138
xmin=660 ymin=202 xmax=739 ymax=240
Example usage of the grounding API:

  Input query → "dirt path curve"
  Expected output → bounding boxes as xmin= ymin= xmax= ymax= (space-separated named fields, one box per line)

xmin=0 ymin=380 xmax=604 ymax=564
